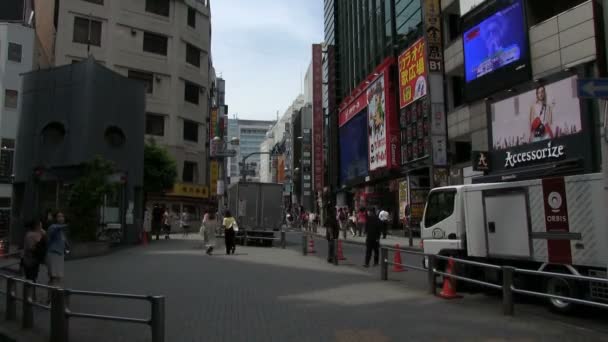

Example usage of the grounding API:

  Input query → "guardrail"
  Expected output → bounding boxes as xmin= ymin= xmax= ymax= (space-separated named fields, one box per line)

xmin=238 ymin=230 xmax=286 ymax=249
xmin=0 ymin=273 xmax=165 ymax=342
xmin=377 ymin=245 xmax=608 ymax=316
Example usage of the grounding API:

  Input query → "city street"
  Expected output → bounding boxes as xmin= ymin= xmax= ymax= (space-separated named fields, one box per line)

xmin=2 ymin=235 xmax=608 ymax=341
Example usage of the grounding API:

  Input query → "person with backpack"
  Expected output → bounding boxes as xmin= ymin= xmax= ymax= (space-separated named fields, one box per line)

xmin=22 ymin=219 xmax=47 ymax=283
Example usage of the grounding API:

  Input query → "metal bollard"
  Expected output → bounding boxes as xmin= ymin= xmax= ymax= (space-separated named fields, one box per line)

xmin=50 ymin=288 xmax=68 ymax=342
xmin=150 ymin=296 xmax=166 ymax=342
xmin=408 ymin=227 xmax=413 ymax=247
xmin=22 ymin=282 xmax=34 ymax=329
xmin=280 ymin=231 xmax=286 ymax=249
xmin=380 ymin=248 xmax=388 ymax=280
xmin=302 ymin=234 xmax=308 ymax=256
xmin=5 ymin=277 xmax=16 ymax=321
xmin=427 ymin=255 xmax=437 ymax=295
xmin=243 ymin=231 xmax=248 ymax=246
xmin=502 ymin=266 xmax=515 ymax=316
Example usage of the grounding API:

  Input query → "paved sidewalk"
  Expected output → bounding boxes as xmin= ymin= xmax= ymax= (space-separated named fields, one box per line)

xmin=312 ymin=227 xmax=422 ymax=249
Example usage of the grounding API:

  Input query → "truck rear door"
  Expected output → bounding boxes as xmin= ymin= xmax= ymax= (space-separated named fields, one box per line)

xmin=484 ymin=190 xmax=531 ymax=258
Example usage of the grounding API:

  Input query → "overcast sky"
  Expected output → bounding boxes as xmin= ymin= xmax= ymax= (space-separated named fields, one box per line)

xmin=211 ymin=0 xmax=324 ymax=121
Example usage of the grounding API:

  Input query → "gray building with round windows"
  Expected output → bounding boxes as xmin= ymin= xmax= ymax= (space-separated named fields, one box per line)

xmin=10 ymin=58 xmax=145 ymax=246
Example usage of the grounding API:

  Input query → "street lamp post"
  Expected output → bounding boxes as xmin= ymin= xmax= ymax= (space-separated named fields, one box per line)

xmin=240 ymin=151 xmax=278 ymax=183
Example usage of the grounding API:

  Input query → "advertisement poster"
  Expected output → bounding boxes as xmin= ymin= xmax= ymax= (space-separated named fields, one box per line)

xmin=368 ymin=74 xmax=387 ymax=171
xmin=491 ymin=76 xmax=582 ymax=150
xmin=463 ymin=0 xmax=527 ymax=83
xmin=398 ymin=180 xmax=409 ymax=221
xmin=398 ymin=38 xmax=427 ymax=108
xmin=312 ymin=44 xmax=324 ymax=191
xmin=423 ymin=0 xmax=443 ymax=73
xmin=409 ymin=189 xmax=429 ymax=227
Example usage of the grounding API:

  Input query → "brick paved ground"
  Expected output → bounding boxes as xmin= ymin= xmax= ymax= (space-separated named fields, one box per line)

xmin=2 ymin=236 xmax=608 ymax=341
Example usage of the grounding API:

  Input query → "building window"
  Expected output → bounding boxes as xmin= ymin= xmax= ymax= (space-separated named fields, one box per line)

xmin=145 ymin=113 xmax=165 ymax=136
xmin=145 ymin=0 xmax=170 ymax=17
xmin=184 ymin=82 xmax=200 ymax=104
xmin=187 ymin=7 xmax=196 ymax=28
xmin=447 ymin=14 xmax=461 ymax=43
xmin=73 ymin=17 xmax=102 ymax=46
xmin=182 ymin=161 xmax=198 ymax=183
xmin=104 ymin=126 xmax=126 ymax=148
xmin=143 ymin=32 xmax=168 ymax=56
xmin=82 ymin=0 xmax=104 ymax=4
xmin=183 ymin=120 xmax=199 ymax=142
xmin=128 ymin=70 xmax=154 ymax=94
xmin=7 ymin=43 xmax=22 ymax=63
xmin=186 ymin=43 xmax=200 ymax=67
xmin=451 ymin=76 xmax=464 ymax=109
xmin=4 ymin=90 xmax=18 ymax=109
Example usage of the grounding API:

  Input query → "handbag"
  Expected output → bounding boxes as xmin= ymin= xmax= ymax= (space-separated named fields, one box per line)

xmin=231 ymin=221 xmax=239 ymax=232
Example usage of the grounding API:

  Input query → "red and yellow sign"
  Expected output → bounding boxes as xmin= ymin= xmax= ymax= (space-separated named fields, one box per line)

xmin=167 ymin=182 xmax=209 ymax=199
xmin=398 ymin=38 xmax=428 ymax=109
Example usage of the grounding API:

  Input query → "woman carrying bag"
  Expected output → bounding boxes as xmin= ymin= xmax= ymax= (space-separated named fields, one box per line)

xmin=201 ymin=210 xmax=220 ymax=255
xmin=222 ymin=210 xmax=238 ymax=255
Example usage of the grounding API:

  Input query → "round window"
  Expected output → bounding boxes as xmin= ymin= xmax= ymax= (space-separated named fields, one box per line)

xmin=105 ymin=126 xmax=126 ymax=148
xmin=41 ymin=122 xmax=66 ymax=145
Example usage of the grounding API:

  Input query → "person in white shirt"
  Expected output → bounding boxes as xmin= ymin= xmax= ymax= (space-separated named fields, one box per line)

xmin=308 ymin=212 xmax=316 ymax=233
xmin=378 ymin=209 xmax=390 ymax=239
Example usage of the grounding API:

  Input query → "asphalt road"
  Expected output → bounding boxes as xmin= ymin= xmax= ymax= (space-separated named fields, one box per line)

xmin=0 ymin=234 xmax=607 ymax=341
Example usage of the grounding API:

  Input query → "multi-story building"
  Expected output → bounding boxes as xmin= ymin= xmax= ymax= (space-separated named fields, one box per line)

xmin=0 ymin=3 xmax=35 ymax=240
xmin=441 ymin=0 xmax=602 ymax=184
xmin=35 ymin=0 xmax=214 ymax=217
xmin=324 ymin=0 xmax=429 ymax=221
xmin=227 ymin=118 xmax=275 ymax=183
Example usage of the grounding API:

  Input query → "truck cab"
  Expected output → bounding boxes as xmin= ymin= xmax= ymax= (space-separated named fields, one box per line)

xmin=420 ymin=186 xmax=466 ymax=256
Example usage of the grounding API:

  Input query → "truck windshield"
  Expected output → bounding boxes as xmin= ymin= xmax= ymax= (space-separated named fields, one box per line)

xmin=424 ymin=190 xmax=456 ymax=228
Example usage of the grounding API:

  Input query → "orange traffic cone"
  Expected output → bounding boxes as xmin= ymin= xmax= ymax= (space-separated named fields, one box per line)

xmin=438 ymin=258 xmax=462 ymax=299
xmin=337 ymin=240 xmax=346 ymax=260
xmin=392 ymin=244 xmax=406 ymax=272
xmin=308 ymin=236 xmax=316 ymax=254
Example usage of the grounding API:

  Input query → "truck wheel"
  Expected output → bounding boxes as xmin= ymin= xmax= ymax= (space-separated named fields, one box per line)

xmin=545 ymin=275 xmax=578 ymax=313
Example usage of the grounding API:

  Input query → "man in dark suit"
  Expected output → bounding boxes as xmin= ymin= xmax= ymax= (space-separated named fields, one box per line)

xmin=325 ymin=205 xmax=340 ymax=263
xmin=364 ymin=207 xmax=382 ymax=267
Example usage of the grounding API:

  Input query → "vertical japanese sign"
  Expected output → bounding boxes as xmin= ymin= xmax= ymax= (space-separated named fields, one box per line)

xmin=367 ymin=74 xmax=387 ymax=171
xmin=312 ymin=44 xmax=324 ymax=191
xmin=424 ymin=0 xmax=443 ymax=72
xmin=423 ymin=0 xmax=447 ymax=167
xmin=209 ymin=107 xmax=218 ymax=157
xmin=210 ymin=161 xmax=219 ymax=196
xmin=398 ymin=39 xmax=427 ymax=109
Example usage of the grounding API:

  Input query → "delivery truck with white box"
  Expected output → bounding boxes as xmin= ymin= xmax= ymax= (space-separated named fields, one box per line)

xmin=421 ymin=173 xmax=607 ymax=312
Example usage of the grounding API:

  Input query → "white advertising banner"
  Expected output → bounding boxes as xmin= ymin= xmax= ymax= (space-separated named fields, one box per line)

xmin=367 ymin=74 xmax=387 ymax=171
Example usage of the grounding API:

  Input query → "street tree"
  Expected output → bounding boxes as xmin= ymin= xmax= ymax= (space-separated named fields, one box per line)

xmin=143 ymin=140 xmax=177 ymax=203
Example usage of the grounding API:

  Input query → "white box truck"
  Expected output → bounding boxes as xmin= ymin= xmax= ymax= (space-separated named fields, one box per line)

xmin=421 ymin=173 xmax=607 ymax=311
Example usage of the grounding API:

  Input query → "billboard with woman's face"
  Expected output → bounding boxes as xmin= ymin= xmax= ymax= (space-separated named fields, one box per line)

xmin=491 ymin=76 xmax=582 ymax=151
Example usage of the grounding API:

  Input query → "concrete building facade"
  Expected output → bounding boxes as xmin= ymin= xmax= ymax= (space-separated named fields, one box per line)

xmin=227 ymin=118 xmax=275 ymax=184
xmin=0 ymin=21 xmax=35 ymax=240
xmin=35 ymin=0 xmax=214 ymax=217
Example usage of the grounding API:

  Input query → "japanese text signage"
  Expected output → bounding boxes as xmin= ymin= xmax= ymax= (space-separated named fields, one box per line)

xmin=424 ymin=0 xmax=443 ymax=72
xmin=312 ymin=44 xmax=324 ymax=191
xmin=209 ymin=107 xmax=218 ymax=157
xmin=398 ymin=38 xmax=428 ymax=109
xmin=210 ymin=161 xmax=219 ymax=195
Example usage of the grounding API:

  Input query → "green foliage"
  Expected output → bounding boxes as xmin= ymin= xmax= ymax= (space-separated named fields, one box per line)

xmin=68 ymin=156 xmax=117 ymax=241
xmin=144 ymin=140 xmax=178 ymax=194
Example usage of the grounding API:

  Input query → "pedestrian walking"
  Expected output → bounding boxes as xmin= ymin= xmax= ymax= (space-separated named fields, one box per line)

xmin=356 ymin=207 xmax=367 ymax=237
xmin=379 ymin=208 xmax=390 ymax=239
xmin=364 ymin=208 xmax=381 ymax=267
xmin=152 ymin=205 xmax=162 ymax=240
xmin=301 ymin=210 xmax=309 ymax=231
xmin=162 ymin=209 xmax=171 ymax=239
xmin=348 ymin=210 xmax=357 ymax=236
xmin=325 ymin=206 xmax=339 ymax=263
xmin=308 ymin=212 xmax=316 ymax=233
xmin=201 ymin=210 xmax=220 ymax=255
xmin=22 ymin=219 xmax=47 ymax=283
xmin=337 ymin=208 xmax=348 ymax=240
xmin=46 ymin=212 xmax=70 ymax=294
xmin=222 ymin=210 xmax=238 ymax=255
xmin=180 ymin=211 xmax=190 ymax=237
xmin=143 ymin=206 xmax=152 ymax=242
